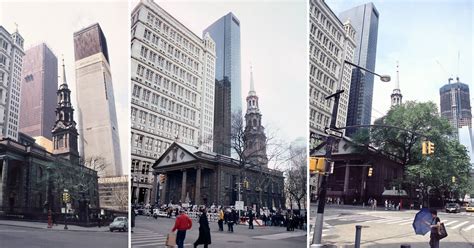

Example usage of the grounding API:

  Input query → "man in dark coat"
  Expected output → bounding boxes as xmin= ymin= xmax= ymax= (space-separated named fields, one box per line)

xmin=225 ymin=209 xmax=237 ymax=232
xmin=248 ymin=210 xmax=254 ymax=229
xmin=194 ymin=208 xmax=211 ymax=248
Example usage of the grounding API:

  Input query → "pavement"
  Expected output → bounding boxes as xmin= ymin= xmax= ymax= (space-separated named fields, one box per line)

xmin=309 ymin=204 xmax=474 ymax=248
xmin=132 ymin=215 xmax=307 ymax=248
xmin=0 ymin=221 xmax=127 ymax=248
xmin=0 ymin=219 xmax=111 ymax=232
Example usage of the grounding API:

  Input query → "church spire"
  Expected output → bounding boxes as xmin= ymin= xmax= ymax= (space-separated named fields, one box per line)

xmin=391 ymin=61 xmax=403 ymax=106
xmin=62 ymin=56 xmax=67 ymax=85
xmin=249 ymin=65 xmax=256 ymax=96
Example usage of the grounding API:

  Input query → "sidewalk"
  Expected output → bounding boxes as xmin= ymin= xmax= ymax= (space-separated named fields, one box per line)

xmin=0 ymin=220 xmax=111 ymax=232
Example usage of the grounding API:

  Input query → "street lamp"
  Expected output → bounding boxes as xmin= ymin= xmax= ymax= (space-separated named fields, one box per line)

xmin=312 ymin=60 xmax=390 ymax=247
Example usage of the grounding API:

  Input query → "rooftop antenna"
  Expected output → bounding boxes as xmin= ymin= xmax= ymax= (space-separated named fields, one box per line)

xmin=456 ymin=51 xmax=460 ymax=82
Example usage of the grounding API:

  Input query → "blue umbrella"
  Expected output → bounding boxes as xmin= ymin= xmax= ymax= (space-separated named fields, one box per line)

xmin=413 ymin=208 xmax=432 ymax=235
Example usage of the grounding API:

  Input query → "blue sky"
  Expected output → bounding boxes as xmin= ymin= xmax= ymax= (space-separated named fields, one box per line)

xmin=327 ymin=0 xmax=473 ymax=121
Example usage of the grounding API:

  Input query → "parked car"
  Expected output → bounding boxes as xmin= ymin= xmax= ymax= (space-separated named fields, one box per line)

xmin=109 ymin=217 xmax=128 ymax=232
xmin=466 ymin=204 xmax=474 ymax=212
xmin=445 ymin=203 xmax=461 ymax=213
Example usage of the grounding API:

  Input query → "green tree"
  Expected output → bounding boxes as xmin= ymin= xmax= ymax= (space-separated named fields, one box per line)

xmin=353 ymin=101 xmax=471 ymax=206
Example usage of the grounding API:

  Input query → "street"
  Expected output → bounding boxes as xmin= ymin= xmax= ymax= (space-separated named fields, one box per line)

xmin=132 ymin=215 xmax=306 ymax=248
xmin=310 ymin=204 xmax=474 ymax=247
xmin=0 ymin=221 xmax=127 ymax=248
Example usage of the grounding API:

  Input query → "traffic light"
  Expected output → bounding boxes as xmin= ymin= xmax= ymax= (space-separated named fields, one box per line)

xmin=422 ymin=141 xmax=435 ymax=155
xmin=452 ymin=176 xmax=456 ymax=183
xmin=368 ymin=167 xmax=373 ymax=177
xmin=428 ymin=142 xmax=435 ymax=154
xmin=309 ymin=157 xmax=326 ymax=174
xmin=62 ymin=192 xmax=70 ymax=203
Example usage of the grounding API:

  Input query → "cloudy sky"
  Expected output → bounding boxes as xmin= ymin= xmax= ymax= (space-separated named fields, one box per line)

xmin=149 ymin=0 xmax=308 ymax=148
xmin=326 ymin=0 xmax=473 ymax=122
xmin=0 ymin=0 xmax=130 ymax=173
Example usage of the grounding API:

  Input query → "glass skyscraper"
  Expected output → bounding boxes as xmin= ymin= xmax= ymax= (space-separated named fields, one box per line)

xmin=338 ymin=3 xmax=379 ymax=134
xmin=204 ymin=12 xmax=241 ymax=155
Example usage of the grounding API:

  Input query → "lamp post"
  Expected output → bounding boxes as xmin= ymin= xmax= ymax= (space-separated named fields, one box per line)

xmin=311 ymin=60 xmax=390 ymax=246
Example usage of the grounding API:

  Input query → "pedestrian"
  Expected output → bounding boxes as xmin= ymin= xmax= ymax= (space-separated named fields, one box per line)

xmin=172 ymin=209 xmax=193 ymax=248
xmin=373 ymin=199 xmax=377 ymax=211
xmin=225 ymin=208 xmax=237 ymax=232
xmin=427 ymin=209 xmax=441 ymax=248
xmin=98 ymin=214 xmax=102 ymax=228
xmin=385 ymin=200 xmax=388 ymax=210
xmin=194 ymin=207 xmax=211 ymax=248
xmin=217 ymin=207 xmax=224 ymax=231
xmin=248 ymin=209 xmax=254 ymax=229
xmin=131 ymin=207 xmax=136 ymax=233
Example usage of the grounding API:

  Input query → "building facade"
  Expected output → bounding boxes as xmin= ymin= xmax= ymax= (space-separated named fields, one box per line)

xmin=153 ymin=142 xmax=285 ymax=209
xmin=20 ymin=43 xmax=58 ymax=140
xmin=338 ymin=3 xmax=379 ymax=135
xmin=309 ymin=0 xmax=356 ymax=140
xmin=130 ymin=0 xmax=216 ymax=205
xmin=0 ymin=26 xmax=25 ymax=141
xmin=390 ymin=62 xmax=402 ymax=106
xmin=73 ymin=23 xmax=123 ymax=176
xmin=204 ymin=13 xmax=242 ymax=156
xmin=98 ymin=175 xmax=128 ymax=211
xmin=439 ymin=78 xmax=472 ymax=130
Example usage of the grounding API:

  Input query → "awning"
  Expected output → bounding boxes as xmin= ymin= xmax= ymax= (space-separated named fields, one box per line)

xmin=382 ymin=189 xmax=408 ymax=196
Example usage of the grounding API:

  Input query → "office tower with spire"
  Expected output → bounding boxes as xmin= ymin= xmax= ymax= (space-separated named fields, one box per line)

xmin=52 ymin=60 xmax=79 ymax=164
xmin=0 ymin=26 xmax=25 ymax=141
xmin=20 ymin=43 xmax=58 ymax=140
xmin=130 ymin=0 xmax=216 ymax=205
xmin=439 ymin=77 xmax=472 ymax=130
xmin=390 ymin=62 xmax=402 ymax=106
xmin=243 ymin=68 xmax=268 ymax=167
xmin=309 ymin=0 xmax=356 ymax=137
xmin=338 ymin=3 xmax=379 ymax=135
xmin=73 ymin=23 xmax=123 ymax=176
xmin=204 ymin=12 xmax=241 ymax=156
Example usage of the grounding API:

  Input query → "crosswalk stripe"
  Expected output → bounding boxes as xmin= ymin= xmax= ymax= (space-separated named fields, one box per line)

xmin=132 ymin=243 xmax=193 ymax=248
xmin=132 ymin=239 xmax=166 ymax=244
xmin=397 ymin=220 xmax=413 ymax=225
xmin=450 ymin=221 xmax=469 ymax=229
xmin=462 ymin=224 xmax=474 ymax=231
xmin=443 ymin=221 xmax=458 ymax=226
xmin=132 ymin=237 xmax=166 ymax=241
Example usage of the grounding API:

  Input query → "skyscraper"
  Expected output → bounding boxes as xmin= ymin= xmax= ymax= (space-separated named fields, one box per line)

xmin=20 ymin=43 xmax=58 ymax=140
xmin=309 ymin=0 xmax=356 ymax=139
xmin=73 ymin=23 xmax=123 ymax=176
xmin=213 ymin=77 xmax=231 ymax=156
xmin=130 ymin=0 xmax=216 ymax=205
xmin=338 ymin=3 xmax=379 ymax=134
xmin=204 ymin=13 xmax=241 ymax=155
xmin=439 ymin=77 xmax=472 ymax=130
xmin=0 ymin=26 xmax=25 ymax=141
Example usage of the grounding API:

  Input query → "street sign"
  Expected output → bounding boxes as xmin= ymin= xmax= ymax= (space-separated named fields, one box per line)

xmin=324 ymin=127 xmax=343 ymax=138
xmin=235 ymin=201 xmax=244 ymax=210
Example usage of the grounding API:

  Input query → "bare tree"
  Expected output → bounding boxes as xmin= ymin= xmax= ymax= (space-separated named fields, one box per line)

xmin=81 ymin=156 xmax=109 ymax=177
xmin=285 ymin=144 xmax=307 ymax=211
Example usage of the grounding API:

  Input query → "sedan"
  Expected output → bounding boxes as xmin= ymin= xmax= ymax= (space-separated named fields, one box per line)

xmin=109 ymin=217 xmax=128 ymax=232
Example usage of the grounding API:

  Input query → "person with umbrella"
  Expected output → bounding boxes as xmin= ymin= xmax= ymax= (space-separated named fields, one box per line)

xmin=412 ymin=208 xmax=441 ymax=248
xmin=427 ymin=209 xmax=441 ymax=248
xmin=193 ymin=207 xmax=211 ymax=248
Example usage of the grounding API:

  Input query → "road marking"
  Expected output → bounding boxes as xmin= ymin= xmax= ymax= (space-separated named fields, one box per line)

xmin=397 ymin=220 xmax=413 ymax=225
xmin=389 ymin=219 xmax=411 ymax=224
xmin=253 ymin=232 xmax=307 ymax=240
xmin=132 ymin=237 xmax=167 ymax=241
xmin=132 ymin=243 xmax=192 ymax=247
xmin=450 ymin=221 xmax=469 ymax=229
xmin=462 ymin=224 xmax=474 ymax=231
xmin=443 ymin=220 xmax=458 ymax=226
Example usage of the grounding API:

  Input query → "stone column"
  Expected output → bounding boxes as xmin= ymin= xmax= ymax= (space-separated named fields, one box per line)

xmin=135 ymin=186 xmax=140 ymax=204
xmin=150 ymin=173 xmax=158 ymax=205
xmin=181 ymin=169 xmax=187 ymax=203
xmin=144 ymin=188 xmax=150 ymax=204
xmin=195 ymin=167 xmax=201 ymax=205
xmin=360 ymin=166 xmax=367 ymax=201
xmin=0 ymin=158 xmax=9 ymax=209
xmin=160 ymin=174 xmax=167 ymax=205
xmin=343 ymin=163 xmax=350 ymax=194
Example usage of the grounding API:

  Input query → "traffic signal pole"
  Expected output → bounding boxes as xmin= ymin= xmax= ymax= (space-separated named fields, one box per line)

xmin=312 ymin=90 xmax=343 ymax=246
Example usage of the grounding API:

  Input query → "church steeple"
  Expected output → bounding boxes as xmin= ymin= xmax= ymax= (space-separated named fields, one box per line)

xmin=391 ymin=61 xmax=403 ymax=106
xmin=243 ymin=67 xmax=268 ymax=167
xmin=52 ymin=59 xmax=79 ymax=163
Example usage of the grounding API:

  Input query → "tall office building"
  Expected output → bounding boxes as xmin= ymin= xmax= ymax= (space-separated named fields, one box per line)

xmin=213 ymin=77 xmax=231 ymax=156
xmin=204 ymin=13 xmax=241 ymax=156
xmin=74 ymin=23 xmax=123 ymax=176
xmin=439 ymin=78 xmax=472 ymax=130
xmin=309 ymin=0 xmax=356 ymax=139
xmin=130 ymin=0 xmax=216 ymax=204
xmin=338 ymin=3 xmax=379 ymax=135
xmin=20 ymin=43 xmax=57 ymax=140
xmin=0 ymin=26 xmax=25 ymax=141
